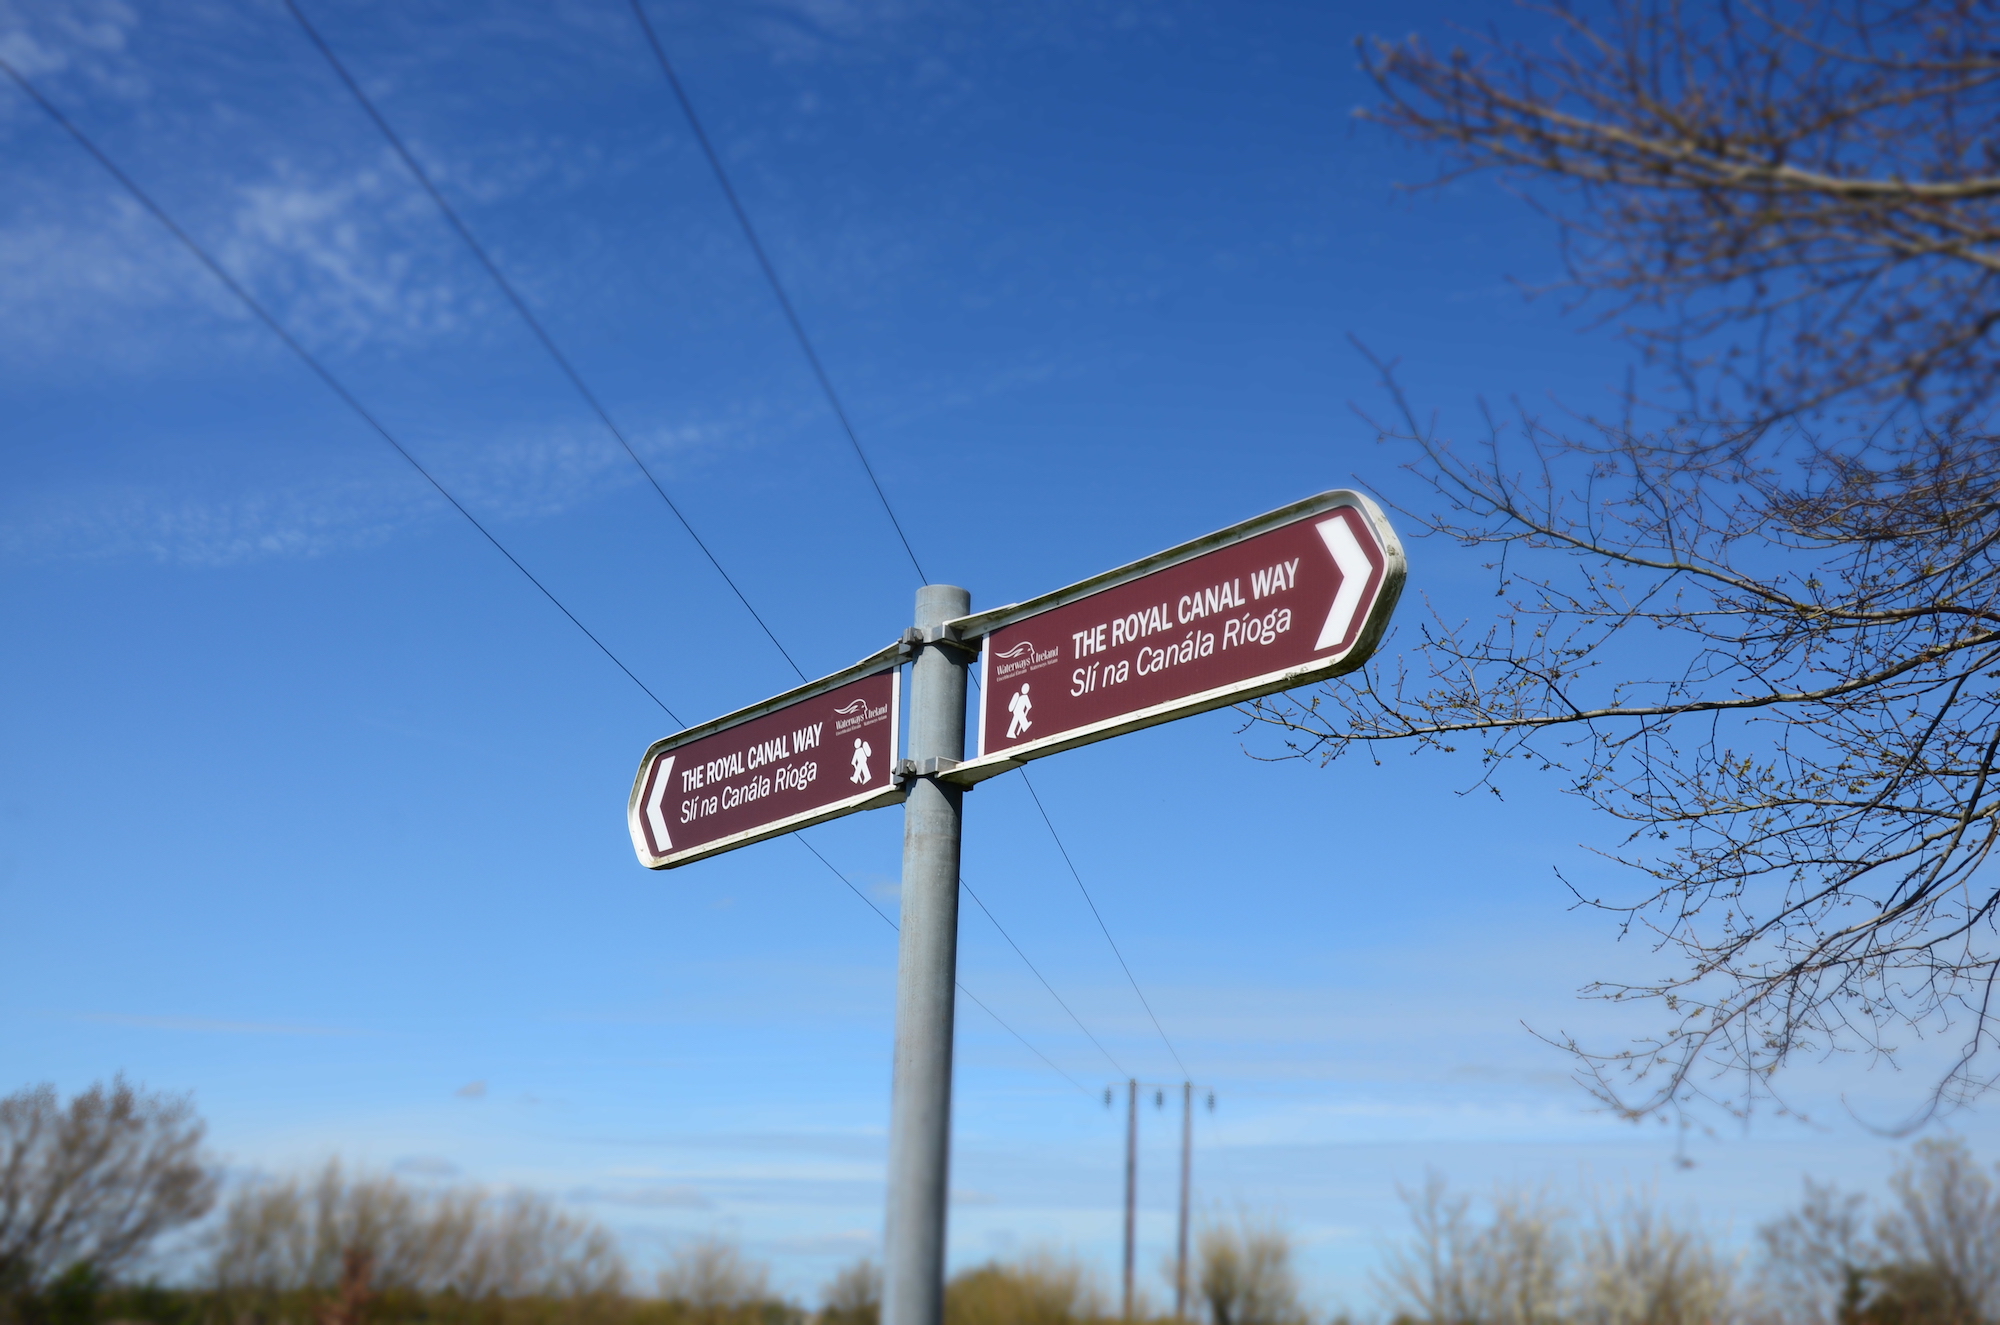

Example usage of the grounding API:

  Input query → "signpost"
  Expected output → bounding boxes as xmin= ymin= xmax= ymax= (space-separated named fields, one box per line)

xmin=949 ymin=490 xmax=1403 ymax=781
xmin=625 ymin=489 xmax=1403 ymax=1325
xmin=628 ymin=647 xmax=903 ymax=869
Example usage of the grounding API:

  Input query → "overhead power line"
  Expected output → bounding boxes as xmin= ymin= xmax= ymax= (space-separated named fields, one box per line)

xmin=281 ymin=6 xmax=1130 ymax=1098
xmin=0 ymin=54 xmax=682 ymax=726
xmin=610 ymin=10 xmax=1196 ymax=1085
xmin=282 ymin=0 xmax=807 ymax=684
xmin=5 ymin=39 xmax=1109 ymax=1104
xmin=796 ymin=838 xmax=1089 ymax=1094
xmin=1019 ymin=769 xmax=1191 ymax=1079
xmin=624 ymin=0 xmax=929 ymax=585
xmin=961 ymin=875 xmax=1126 ymax=1076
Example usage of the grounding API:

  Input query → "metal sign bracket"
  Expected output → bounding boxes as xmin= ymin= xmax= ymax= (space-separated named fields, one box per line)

xmin=937 ymin=756 xmax=1021 ymax=787
xmin=893 ymin=754 xmax=1003 ymax=787
xmin=898 ymin=625 xmax=981 ymax=661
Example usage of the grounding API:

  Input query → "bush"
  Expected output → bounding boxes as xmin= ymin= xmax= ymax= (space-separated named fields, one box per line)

xmin=1198 ymin=1214 xmax=1304 ymax=1325
xmin=945 ymin=1251 xmax=1103 ymax=1325
xmin=819 ymin=1260 xmax=880 ymax=1325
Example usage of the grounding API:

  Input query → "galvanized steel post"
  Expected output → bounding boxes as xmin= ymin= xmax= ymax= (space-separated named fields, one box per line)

xmin=882 ymin=584 xmax=971 ymax=1325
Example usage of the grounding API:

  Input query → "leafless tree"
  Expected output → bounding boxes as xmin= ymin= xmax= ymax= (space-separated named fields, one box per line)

xmin=317 ymin=1248 xmax=376 ymax=1325
xmin=656 ymin=1238 xmax=769 ymax=1314
xmin=1382 ymin=1175 xmax=1734 ymax=1325
xmin=1380 ymin=1176 xmax=1568 ymax=1325
xmin=0 ymin=1078 xmax=217 ymax=1293
xmin=1757 ymin=1138 xmax=2000 ymax=1325
xmin=1753 ymin=1180 xmax=1870 ymax=1325
xmin=819 ymin=1259 xmax=881 ymax=1325
xmin=1875 ymin=1139 xmax=2000 ymax=1324
xmin=211 ymin=1160 xmax=626 ymax=1301
xmin=1359 ymin=0 xmax=2000 ymax=431
xmin=1247 ymin=0 xmax=2000 ymax=1123
xmin=1572 ymin=1194 xmax=1736 ymax=1325
xmin=1197 ymin=1213 xmax=1303 ymax=1325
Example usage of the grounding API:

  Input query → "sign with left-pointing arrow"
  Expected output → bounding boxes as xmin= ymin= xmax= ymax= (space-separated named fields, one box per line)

xmin=628 ymin=650 xmax=903 ymax=870
xmin=624 ymin=490 xmax=1400 ymax=869
xmin=945 ymin=490 xmax=1405 ymax=783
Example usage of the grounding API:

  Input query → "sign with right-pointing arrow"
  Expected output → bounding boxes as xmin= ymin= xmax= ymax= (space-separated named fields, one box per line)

xmin=947 ymin=490 xmax=1405 ymax=782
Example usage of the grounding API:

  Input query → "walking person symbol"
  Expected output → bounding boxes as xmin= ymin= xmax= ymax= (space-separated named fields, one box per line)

xmin=1006 ymin=683 xmax=1033 ymax=739
xmin=850 ymin=736 xmax=873 ymax=784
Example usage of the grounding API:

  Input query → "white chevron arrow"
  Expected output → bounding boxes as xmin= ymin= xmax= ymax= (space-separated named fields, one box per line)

xmin=1314 ymin=514 xmax=1372 ymax=651
xmin=643 ymin=754 xmax=676 ymax=855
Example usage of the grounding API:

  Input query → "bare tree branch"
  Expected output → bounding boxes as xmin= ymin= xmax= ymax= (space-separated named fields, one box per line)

xmin=1358 ymin=0 xmax=2000 ymax=430
xmin=1251 ymin=354 xmax=2000 ymax=1123
xmin=1265 ymin=0 xmax=2000 ymax=1125
xmin=0 ymin=1078 xmax=217 ymax=1292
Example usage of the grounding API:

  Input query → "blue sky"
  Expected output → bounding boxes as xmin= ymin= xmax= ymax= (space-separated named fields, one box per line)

xmin=4 ymin=0 xmax=1994 ymax=1311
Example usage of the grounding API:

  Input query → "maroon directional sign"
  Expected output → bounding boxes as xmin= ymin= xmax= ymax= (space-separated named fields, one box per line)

xmin=951 ymin=491 xmax=1403 ymax=779
xmin=628 ymin=654 xmax=902 ymax=870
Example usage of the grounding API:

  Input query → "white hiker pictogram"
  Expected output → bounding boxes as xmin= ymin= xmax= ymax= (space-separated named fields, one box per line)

xmin=1006 ymin=683 xmax=1034 ymax=739
xmin=850 ymin=737 xmax=873 ymax=784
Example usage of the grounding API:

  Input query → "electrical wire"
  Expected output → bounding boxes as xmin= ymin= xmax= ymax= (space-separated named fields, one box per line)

xmin=610 ymin=10 xmax=1195 ymax=1088
xmin=5 ymin=38 xmax=1111 ymax=1107
xmin=624 ymin=0 xmax=928 ymax=585
xmin=274 ymin=12 xmax=1123 ymax=1099
xmin=961 ymin=874 xmax=1126 ymax=1076
xmin=281 ymin=0 xmax=807 ymax=684
xmin=0 ymin=55 xmax=684 ymax=726
xmin=288 ymin=20 xmax=1165 ymax=1083
xmin=795 ymin=837 xmax=1090 ymax=1095
xmin=1019 ymin=768 xmax=1191 ymax=1080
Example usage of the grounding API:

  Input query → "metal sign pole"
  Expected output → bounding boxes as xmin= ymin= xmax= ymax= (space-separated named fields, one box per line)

xmin=621 ymin=495 xmax=1404 ymax=1325
xmin=882 ymin=584 xmax=971 ymax=1325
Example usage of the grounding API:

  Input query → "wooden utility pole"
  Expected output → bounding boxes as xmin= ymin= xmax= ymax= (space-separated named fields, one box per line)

xmin=1123 ymin=1078 xmax=1139 ymax=1318
xmin=1176 ymin=1081 xmax=1192 ymax=1318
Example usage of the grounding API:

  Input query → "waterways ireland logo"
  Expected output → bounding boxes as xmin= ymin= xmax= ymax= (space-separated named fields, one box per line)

xmin=833 ymin=694 xmax=889 ymax=735
xmin=992 ymin=638 xmax=1060 ymax=681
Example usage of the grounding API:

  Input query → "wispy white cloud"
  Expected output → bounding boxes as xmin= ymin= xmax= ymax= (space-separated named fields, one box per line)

xmin=2 ymin=465 xmax=438 ymax=566
xmin=0 ymin=27 xmax=575 ymax=369
xmin=0 ymin=0 xmax=144 ymax=86
xmin=572 ymin=1184 xmax=712 ymax=1210
xmin=212 ymin=159 xmax=479 ymax=349
xmin=0 ymin=191 xmax=231 ymax=367
xmin=758 ymin=1230 xmax=874 ymax=1257
xmin=68 ymin=1011 xmax=351 ymax=1035
xmin=0 ymin=416 xmax=731 ymax=567
xmin=0 ymin=152 xmax=486 ymax=366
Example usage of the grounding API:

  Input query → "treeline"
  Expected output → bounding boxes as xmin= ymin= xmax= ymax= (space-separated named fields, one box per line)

xmin=1378 ymin=1137 xmax=2000 ymax=1325
xmin=11 ymin=1081 xmax=2000 ymax=1325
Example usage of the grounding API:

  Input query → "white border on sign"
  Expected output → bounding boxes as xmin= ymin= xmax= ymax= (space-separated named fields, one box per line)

xmin=948 ymin=490 xmax=1404 ymax=784
xmin=627 ymin=663 xmax=905 ymax=870
xmin=977 ymin=627 xmax=991 ymax=759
